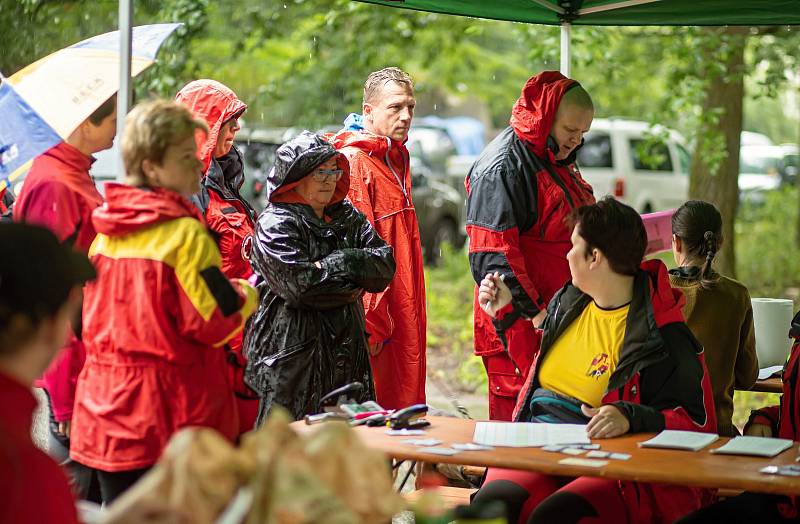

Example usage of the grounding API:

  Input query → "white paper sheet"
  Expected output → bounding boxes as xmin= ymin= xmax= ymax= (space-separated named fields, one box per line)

xmin=639 ymin=430 xmax=719 ymax=451
xmin=759 ymin=365 xmax=784 ymax=380
xmin=473 ymin=422 xmax=589 ymax=448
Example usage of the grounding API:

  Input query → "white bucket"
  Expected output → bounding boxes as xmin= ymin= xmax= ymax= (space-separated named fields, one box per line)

xmin=751 ymin=298 xmax=794 ymax=368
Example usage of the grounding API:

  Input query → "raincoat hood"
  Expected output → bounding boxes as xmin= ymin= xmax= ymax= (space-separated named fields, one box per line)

xmin=510 ymin=71 xmax=581 ymax=160
xmin=267 ymin=131 xmax=350 ymax=205
xmin=175 ymin=79 xmax=247 ymax=172
xmin=93 ymin=183 xmax=204 ymax=237
xmin=642 ymin=258 xmax=686 ymax=328
xmin=333 ymin=113 xmax=406 ymax=157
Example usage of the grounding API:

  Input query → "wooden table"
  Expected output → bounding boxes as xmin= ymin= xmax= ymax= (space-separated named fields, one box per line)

xmin=295 ymin=416 xmax=800 ymax=496
xmin=750 ymin=377 xmax=783 ymax=394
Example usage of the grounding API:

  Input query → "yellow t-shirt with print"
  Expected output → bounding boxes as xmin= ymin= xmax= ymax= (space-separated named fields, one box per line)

xmin=538 ymin=301 xmax=630 ymax=407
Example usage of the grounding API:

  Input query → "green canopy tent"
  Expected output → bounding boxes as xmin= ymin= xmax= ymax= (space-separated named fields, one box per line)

xmin=353 ymin=0 xmax=800 ymax=75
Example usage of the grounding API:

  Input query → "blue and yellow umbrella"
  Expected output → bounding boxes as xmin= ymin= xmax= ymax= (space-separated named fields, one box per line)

xmin=0 ymin=23 xmax=180 ymax=190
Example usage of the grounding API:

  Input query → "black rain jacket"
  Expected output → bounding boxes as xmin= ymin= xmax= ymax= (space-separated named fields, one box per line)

xmin=244 ymin=131 xmax=395 ymax=421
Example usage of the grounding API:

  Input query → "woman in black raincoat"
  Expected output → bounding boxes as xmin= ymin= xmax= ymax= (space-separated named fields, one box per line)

xmin=244 ymin=131 xmax=396 ymax=423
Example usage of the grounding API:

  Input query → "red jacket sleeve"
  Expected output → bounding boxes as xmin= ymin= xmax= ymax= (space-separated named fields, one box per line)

xmin=172 ymin=224 xmax=257 ymax=348
xmin=466 ymin=165 xmax=546 ymax=318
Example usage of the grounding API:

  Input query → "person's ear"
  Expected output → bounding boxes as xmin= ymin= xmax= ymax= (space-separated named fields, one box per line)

xmin=363 ymin=102 xmax=373 ymax=121
xmin=672 ymin=234 xmax=682 ymax=253
xmin=141 ymin=159 xmax=158 ymax=184
xmin=589 ymin=248 xmax=602 ymax=270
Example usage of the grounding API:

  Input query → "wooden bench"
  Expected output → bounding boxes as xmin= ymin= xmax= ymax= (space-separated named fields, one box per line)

xmin=404 ymin=486 xmax=475 ymax=510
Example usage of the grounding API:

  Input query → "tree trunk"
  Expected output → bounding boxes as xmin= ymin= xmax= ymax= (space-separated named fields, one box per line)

xmin=688 ymin=27 xmax=747 ymax=278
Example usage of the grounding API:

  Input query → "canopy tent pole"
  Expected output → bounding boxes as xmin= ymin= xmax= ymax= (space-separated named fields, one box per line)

xmin=578 ymin=0 xmax=661 ymax=16
xmin=117 ymin=0 xmax=133 ymax=180
xmin=560 ymin=22 xmax=571 ymax=77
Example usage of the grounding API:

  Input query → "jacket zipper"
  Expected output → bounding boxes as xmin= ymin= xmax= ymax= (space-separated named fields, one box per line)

xmin=384 ymin=138 xmax=410 ymax=207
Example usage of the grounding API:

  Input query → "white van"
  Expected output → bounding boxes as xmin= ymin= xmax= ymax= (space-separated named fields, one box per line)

xmin=577 ymin=118 xmax=690 ymax=213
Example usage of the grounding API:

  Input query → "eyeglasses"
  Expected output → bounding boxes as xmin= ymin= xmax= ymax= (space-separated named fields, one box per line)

xmin=311 ymin=168 xmax=344 ymax=182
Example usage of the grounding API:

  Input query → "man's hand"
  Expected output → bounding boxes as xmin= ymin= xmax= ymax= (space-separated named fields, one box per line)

xmin=478 ymin=272 xmax=512 ymax=318
xmin=531 ymin=310 xmax=547 ymax=328
xmin=57 ymin=420 xmax=71 ymax=439
xmin=582 ymin=404 xmax=630 ymax=439
xmin=744 ymin=423 xmax=773 ymax=438
xmin=369 ymin=341 xmax=384 ymax=356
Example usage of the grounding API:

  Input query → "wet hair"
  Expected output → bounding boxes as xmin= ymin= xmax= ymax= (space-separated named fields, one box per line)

xmin=363 ymin=67 xmax=413 ymax=105
xmin=569 ymin=196 xmax=647 ymax=276
xmin=122 ymin=99 xmax=208 ymax=186
xmin=88 ymin=94 xmax=117 ymax=125
xmin=556 ymin=83 xmax=594 ymax=117
xmin=672 ymin=200 xmax=723 ymax=289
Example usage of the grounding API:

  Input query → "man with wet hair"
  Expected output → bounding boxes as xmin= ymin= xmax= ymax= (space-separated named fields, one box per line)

xmin=331 ymin=67 xmax=427 ymax=410
xmin=466 ymin=71 xmax=596 ymax=420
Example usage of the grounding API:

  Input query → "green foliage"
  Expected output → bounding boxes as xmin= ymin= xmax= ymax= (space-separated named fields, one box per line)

xmin=736 ymin=187 xmax=800 ymax=300
xmin=425 ymin=244 xmax=486 ymax=393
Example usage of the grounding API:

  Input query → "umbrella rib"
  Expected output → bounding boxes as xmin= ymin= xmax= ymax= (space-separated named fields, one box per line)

xmin=579 ymin=0 xmax=661 ymax=15
xmin=530 ymin=0 xmax=565 ymax=15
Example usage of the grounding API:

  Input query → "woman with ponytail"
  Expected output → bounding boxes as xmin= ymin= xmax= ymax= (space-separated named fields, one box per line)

xmin=670 ymin=200 xmax=758 ymax=436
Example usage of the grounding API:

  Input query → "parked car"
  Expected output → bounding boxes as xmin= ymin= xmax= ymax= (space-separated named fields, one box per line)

xmin=577 ymin=118 xmax=690 ymax=213
xmin=405 ymin=124 xmax=469 ymax=263
xmin=408 ymin=156 xmax=465 ymax=264
xmin=235 ymin=127 xmax=292 ymax=213
xmin=739 ymin=143 xmax=783 ymax=204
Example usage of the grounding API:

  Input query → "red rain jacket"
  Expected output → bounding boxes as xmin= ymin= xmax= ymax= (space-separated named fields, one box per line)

xmin=175 ymin=79 xmax=254 ymax=281
xmin=176 ymin=81 xmax=258 ymax=426
xmin=466 ymin=72 xmax=595 ymax=382
xmin=0 ymin=371 xmax=79 ymax=524
xmin=69 ymin=183 xmax=257 ymax=472
xmin=514 ymin=260 xmax=718 ymax=523
xmin=13 ymin=141 xmax=104 ymax=422
xmin=331 ymin=130 xmax=427 ymax=410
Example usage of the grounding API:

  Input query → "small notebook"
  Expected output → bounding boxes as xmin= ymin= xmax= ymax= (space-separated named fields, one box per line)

xmin=639 ymin=430 xmax=719 ymax=451
xmin=711 ymin=436 xmax=794 ymax=458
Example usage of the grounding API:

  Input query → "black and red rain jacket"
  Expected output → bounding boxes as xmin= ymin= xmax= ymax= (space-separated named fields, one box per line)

xmin=465 ymin=71 xmax=595 ymax=374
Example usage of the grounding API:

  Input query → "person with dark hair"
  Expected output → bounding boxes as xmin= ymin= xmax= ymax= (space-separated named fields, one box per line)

xmin=175 ymin=80 xmax=259 ymax=433
xmin=330 ymin=67 xmax=427 ymax=410
xmin=244 ymin=131 xmax=395 ymax=422
xmin=471 ymin=197 xmax=717 ymax=524
xmin=669 ymin=200 xmax=758 ymax=437
xmin=0 ymin=223 xmax=185 ymax=524
xmin=466 ymin=71 xmax=596 ymax=421
xmin=68 ymin=100 xmax=257 ymax=504
xmin=12 ymin=93 xmax=117 ymax=501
